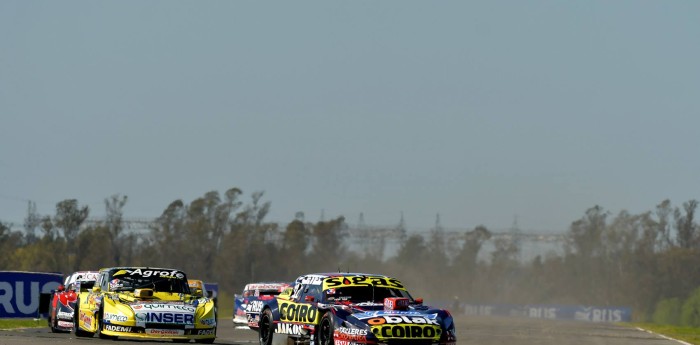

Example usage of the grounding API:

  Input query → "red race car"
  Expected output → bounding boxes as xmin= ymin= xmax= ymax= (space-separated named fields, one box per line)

xmin=48 ymin=270 xmax=99 ymax=332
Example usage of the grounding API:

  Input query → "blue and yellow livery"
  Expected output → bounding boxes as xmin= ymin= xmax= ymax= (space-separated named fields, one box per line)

xmin=247 ymin=272 xmax=456 ymax=345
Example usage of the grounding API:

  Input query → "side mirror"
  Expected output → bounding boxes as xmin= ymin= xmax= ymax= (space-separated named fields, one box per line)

xmin=93 ymin=286 xmax=101 ymax=293
xmin=414 ymin=298 xmax=424 ymax=304
xmin=57 ymin=284 xmax=65 ymax=292
xmin=304 ymin=296 xmax=315 ymax=302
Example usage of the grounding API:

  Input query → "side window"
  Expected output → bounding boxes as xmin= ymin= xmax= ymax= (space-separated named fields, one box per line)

xmin=299 ymin=285 xmax=322 ymax=302
xmin=100 ymin=272 xmax=109 ymax=291
xmin=291 ymin=283 xmax=304 ymax=301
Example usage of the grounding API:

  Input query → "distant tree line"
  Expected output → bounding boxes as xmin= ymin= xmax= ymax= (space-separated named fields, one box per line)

xmin=1 ymin=188 xmax=699 ymax=322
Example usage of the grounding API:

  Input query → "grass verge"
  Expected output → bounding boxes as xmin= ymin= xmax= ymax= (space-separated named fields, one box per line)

xmin=632 ymin=323 xmax=700 ymax=345
xmin=0 ymin=318 xmax=46 ymax=330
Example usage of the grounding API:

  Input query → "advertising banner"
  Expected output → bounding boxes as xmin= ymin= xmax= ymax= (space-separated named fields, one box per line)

xmin=0 ymin=271 xmax=63 ymax=318
xmin=204 ymin=282 xmax=218 ymax=300
xmin=461 ymin=303 xmax=631 ymax=322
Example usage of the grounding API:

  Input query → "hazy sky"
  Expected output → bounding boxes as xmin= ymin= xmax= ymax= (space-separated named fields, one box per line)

xmin=1 ymin=1 xmax=698 ymax=233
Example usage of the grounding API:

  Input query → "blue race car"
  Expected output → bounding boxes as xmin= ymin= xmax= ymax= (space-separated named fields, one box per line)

xmin=247 ymin=273 xmax=456 ymax=345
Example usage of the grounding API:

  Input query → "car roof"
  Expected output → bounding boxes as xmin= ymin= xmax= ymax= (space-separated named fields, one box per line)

xmin=100 ymin=266 xmax=182 ymax=271
xmin=304 ymin=272 xmax=393 ymax=278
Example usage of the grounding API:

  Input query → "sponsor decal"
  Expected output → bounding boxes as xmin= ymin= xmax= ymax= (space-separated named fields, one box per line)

xmin=355 ymin=311 xmax=437 ymax=319
xmin=371 ymin=325 xmax=441 ymax=339
xmin=276 ymin=322 xmax=305 ymax=335
xmin=280 ymin=302 xmax=318 ymax=323
xmin=247 ymin=283 xmax=287 ymax=291
xmin=366 ymin=315 xmax=439 ymax=326
xmin=200 ymin=317 xmax=217 ymax=326
xmin=324 ymin=276 xmax=404 ymax=290
xmin=246 ymin=300 xmax=264 ymax=313
xmin=73 ymin=272 xmax=99 ymax=282
xmin=336 ymin=327 xmax=368 ymax=336
xmin=57 ymin=311 xmax=73 ymax=319
xmin=57 ymin=320 xmax=73 ymax=328
xmin=105 ymin=324 xmax=132 ymax=332
xmin=335 ymin=327 xmax=369 ymax=341
xmin=104 ymin=312 xmax=128 ymax=322
xmin=132 ymin=303 xmax=196 ymax=313
xmin=197 ymin=328 xmax=216 ymax=335
xmin=135 ymin=312 xmax=195 ymax=324
xmin=113 ymin=269 xmax=185 ymax=279
xmin=79 ymin=311 xmax=92 ymax=325
xmin=335 ymin=341 xmax=365 ymax=345
xmin=145 ymin=328 xmax=184 ymax=335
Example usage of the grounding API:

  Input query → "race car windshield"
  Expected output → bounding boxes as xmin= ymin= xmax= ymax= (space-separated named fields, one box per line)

xmin=79 ymin=281 xmax=95 ymax=292
xmin=324 ymin=286 xmax=412 ymax=304
xmin=259 ymin=289 xmax=283 ymax=296
xmin=109 ymin=275 xmax=190 ymax=294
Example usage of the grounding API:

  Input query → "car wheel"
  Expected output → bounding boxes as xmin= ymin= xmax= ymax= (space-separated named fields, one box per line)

xmin=318 ymin=312 xmax=334 ymax=345
xmin=73 ymin=299 xmax=94 ymax=338
xmin=49 ymin=306 xmax=59 ymax=333
xmin=259 ymin=308 xmax=275 ymax=345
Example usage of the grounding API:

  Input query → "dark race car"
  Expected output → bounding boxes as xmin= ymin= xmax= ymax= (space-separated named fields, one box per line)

xmin=48 ymin=271 xmax=99 ymax=332
xmin=233 ymin=282 xmax=291 ymax=327
xmin=247 ymin=273 xmax=456 ymax=345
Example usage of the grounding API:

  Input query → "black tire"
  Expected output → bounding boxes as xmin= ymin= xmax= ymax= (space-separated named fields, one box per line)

xmin=49 ymin=305 xmax=59 ymax=333
xmin=259 ymin=308 xmax=275 ymax=345
xmin=317 ymin=312 xmax=334 ymax=345
xmin=195 ymin=337 xmax=216 ymax=344
xmin=73 ymin=299 xmax=94 ymax=338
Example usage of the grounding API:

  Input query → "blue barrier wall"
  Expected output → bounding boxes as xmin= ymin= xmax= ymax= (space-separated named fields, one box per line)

xmin=460 ymin=303 xmax=631 ymax=322
xmin=0 ymin=271 xmax=63 ymax=318
xmin=205 ymin=282 xmax=219 ymax=299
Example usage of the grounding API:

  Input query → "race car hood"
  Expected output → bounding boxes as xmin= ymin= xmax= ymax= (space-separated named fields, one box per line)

xmin=106 ymin=289 xmax=214 ymax=327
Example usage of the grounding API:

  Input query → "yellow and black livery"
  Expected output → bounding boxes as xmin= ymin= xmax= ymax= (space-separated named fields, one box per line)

xmin=74 ymin=267 xmax=216 ymax=343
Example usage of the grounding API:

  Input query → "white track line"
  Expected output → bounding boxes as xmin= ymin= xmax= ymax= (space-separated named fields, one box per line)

xmin=636 ymin=327 xmax=693 ymax=345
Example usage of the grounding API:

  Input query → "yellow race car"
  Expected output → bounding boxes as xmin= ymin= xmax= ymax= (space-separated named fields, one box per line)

xmin=74 ymin=267 xmax=216 ymax=343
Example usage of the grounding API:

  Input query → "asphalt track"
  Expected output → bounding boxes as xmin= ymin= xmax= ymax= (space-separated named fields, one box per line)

xmin=0 ymin=316 xmax=685 ymax=345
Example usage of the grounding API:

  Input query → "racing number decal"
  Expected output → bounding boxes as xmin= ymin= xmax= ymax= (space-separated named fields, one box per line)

xmin=324 ymin=276 xmax=404 ymax=289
